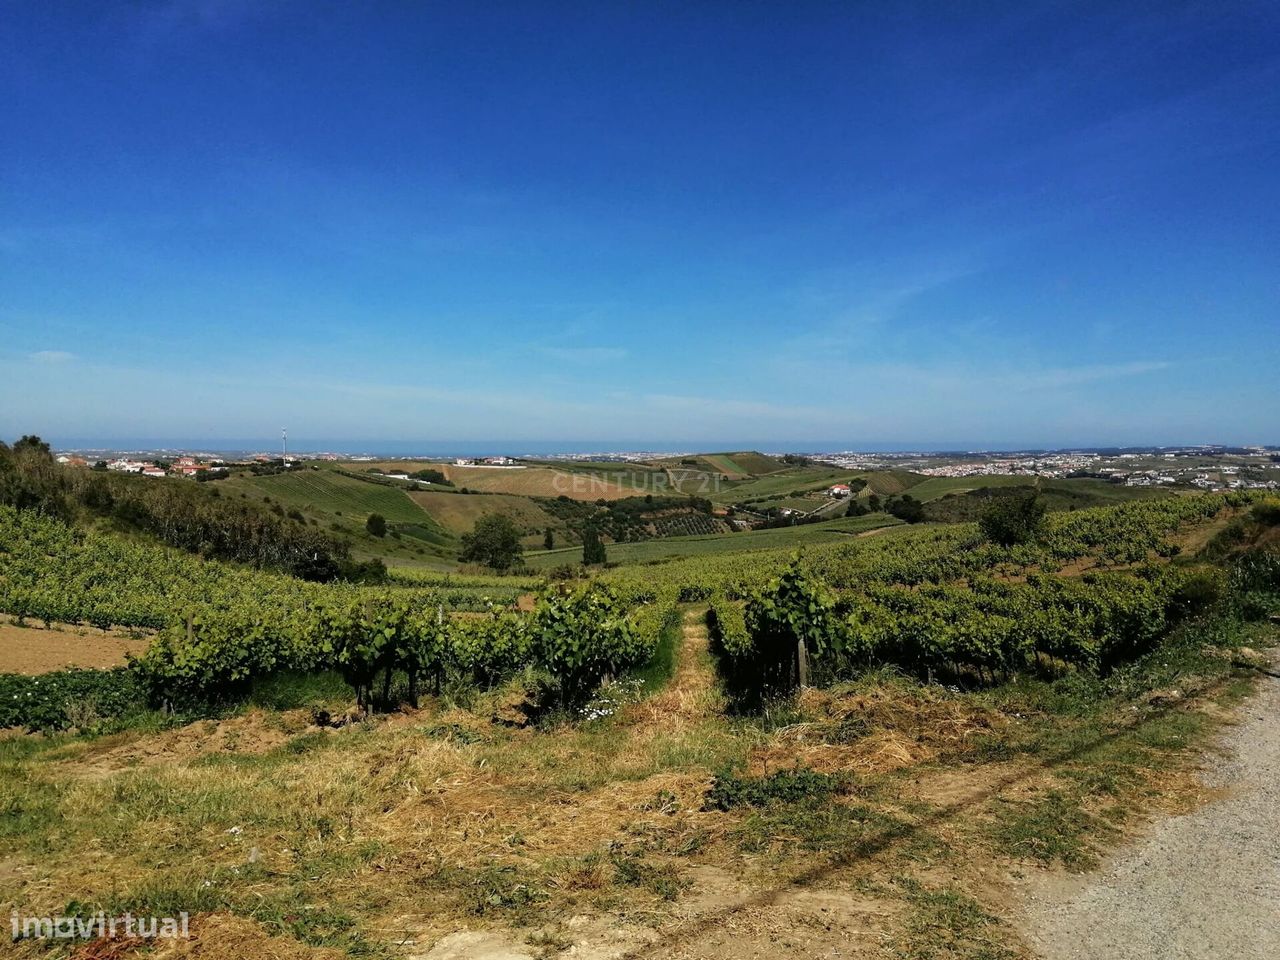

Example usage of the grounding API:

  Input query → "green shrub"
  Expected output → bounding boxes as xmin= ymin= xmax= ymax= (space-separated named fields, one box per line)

xmin=1165 ymin=565 xmax=1227 ymax=621
xmin=1250 ymin=498 xmax=1280 ymax=527
xmin=1230 ymin=548 xmax=1280 ymax=620
xmin=704 ymin=768 xmax=851 ymax=811
xmin=0 ymin=668 xmax=145 ymax=732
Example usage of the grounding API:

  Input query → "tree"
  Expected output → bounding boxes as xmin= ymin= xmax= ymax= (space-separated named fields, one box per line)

xmin=366 ymin=513 xmax=387 ymax=537
xmin=13 ymin=435 xmax=51 ymax=457
xmin=409 ymin=468 xmax=450 ymax=485
xmin=582 ymin=526 xmax=607 ymax=565
xmin=543 ymin=527 xmax=555 ymax=550
xmin=979 ymin=492 xmax=1047 ymax=546
xmin=886 ymin=495 xmax=925 ymax=524
xmin=459 ymin=513 xmax=524 ymax=570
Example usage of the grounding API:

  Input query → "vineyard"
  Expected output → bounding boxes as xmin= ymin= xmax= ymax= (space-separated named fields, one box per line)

xmin=2 ymin=482 xmax=1279 ymax=958
xmin=1 ymin=492 xmax=1265 ymax=720
xmin=0 ymin=506 xmax=513 ymax=632
xmin=599 ymin=491 xmax=1250 ymax=603
xmin=0 ymin=505 xmax=676 ymax=714
xmin=710 ymin=560 xmax=1226 ymax=704
xmin=649 ymin=512 xmax=730 ymax=538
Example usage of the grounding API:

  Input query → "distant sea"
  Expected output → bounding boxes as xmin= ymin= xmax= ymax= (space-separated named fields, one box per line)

xmin=50 ymin=438 xmax=787 ymax=459
xmin=47 ymin=438 xmax=1258 ymax=459
xmin=49 ymin=437 xmax=977 ymax=459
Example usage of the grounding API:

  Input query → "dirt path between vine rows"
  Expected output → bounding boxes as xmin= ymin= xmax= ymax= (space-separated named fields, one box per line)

xmin=1018 ymin=657 xmax=1280 ymax=959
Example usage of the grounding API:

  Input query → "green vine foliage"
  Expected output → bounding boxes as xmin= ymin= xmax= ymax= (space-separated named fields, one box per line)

xmin=532 ymin=584 xmax=647 ymax=704
xmin=711 ymin=558 xmax=1232 ymax=706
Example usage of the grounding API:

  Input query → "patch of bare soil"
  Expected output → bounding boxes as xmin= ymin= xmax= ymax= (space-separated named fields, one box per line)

xmin=1171 ymin=506 xmax=1242 ymax=556
xmin=0 ymin=620 xmax=149 ymax=674
xmin=634 ymin=869 xmax=903 ymax=960
xmin=412 ymin=866 xmax=902 ymax=960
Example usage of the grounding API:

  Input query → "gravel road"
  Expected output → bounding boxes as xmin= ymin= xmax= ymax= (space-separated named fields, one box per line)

xmin=1020 ymin=665 xmax=1280 ymax=959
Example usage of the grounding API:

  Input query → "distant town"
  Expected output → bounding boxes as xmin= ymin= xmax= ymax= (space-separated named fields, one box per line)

xmin=50 ymin=443 xmax=1280 ymax=494
xmin=811 ymin=446 xmax=1280 ymax=493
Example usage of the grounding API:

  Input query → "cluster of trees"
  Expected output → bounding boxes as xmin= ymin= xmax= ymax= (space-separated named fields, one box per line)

xmin=458 ymin=513 xmax=609 ymax=570
xmin=243 ymin=459 xmax=294 ymax=477
xmin=408 ymin=468 xmax=451 ymax=485
xmin=884 ymin=494 xmax=926 ymax=523
xmin=978 ymin=492 xmax=1048 ymax=545
xmin=0 ymin=435 xmax=365 ymax=582
xmin=841 ymin=492 xmax=927 ymax=523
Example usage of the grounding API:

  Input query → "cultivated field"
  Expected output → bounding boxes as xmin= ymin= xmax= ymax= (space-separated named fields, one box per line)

xmin=3 ymin=438 xmax=1278 ymax=960
xmin=442 ymin=464 xmax=646 ymax=500
xmin=233 ymin=470 xmax=432 ymax=525
xmin=409 ymin=489 xmax=558 ymax=542
xmin=0 ymin=620 xmax=148 ymax=674
xmin=521 ymin=515 xmax=900 ymax=568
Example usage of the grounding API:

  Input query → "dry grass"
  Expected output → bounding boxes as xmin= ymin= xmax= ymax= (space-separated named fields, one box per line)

xmin=2 ymin=614 xmax=1268 ymax=960
xmin=145 ymin=913 xmax=345 ymax=960
xmin=440 ymin=465 xmax=643 ymax=501
xmin=407 ymin=490 xmax=556 ymax=536
xmin=747 ymin=685 xmax=1006 ymax=778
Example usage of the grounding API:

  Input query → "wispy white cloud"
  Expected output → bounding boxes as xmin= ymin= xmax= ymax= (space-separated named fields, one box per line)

xmin=29 ymin=350 xmax=76 ymax=363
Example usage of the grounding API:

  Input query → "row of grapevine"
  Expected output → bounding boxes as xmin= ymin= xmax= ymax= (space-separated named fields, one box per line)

xmin=710 ymin=561 xmax=1227 ymax=702
xmin=2 ymin=494 xmax=1258 ymax=713
xmin=135 ymin=582 xmax=673 ymax=707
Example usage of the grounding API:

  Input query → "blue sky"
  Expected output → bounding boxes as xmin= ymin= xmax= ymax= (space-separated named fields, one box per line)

xmin=2 ymin=1 xmax=1277 ymax=450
